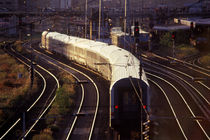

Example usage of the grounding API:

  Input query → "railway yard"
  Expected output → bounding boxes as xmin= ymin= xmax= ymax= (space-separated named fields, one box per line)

xmin=0 ymin=3 xmax=210 ymax=138
xmin=0 ymin=31 xmax=209 ymax=140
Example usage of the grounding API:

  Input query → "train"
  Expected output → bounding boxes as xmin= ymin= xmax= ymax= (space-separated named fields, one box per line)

xmin=110 ymin=27 xmax=149 ymax=51
xmin=41 ymin=31 xmax=150 ymax=130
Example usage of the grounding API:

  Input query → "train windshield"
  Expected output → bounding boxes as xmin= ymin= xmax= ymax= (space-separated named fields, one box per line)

xmin=121 ymin=90 xmax=139 ymax=113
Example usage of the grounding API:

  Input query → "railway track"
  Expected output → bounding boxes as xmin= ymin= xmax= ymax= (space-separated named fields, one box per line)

xmin=33 ymin=48 xmax=100 ymax=140
xmin=143 ymin=53 xmax=210 ymax=140
xmin=16 ymin=42 xmax=110 ymax=140
xmin=0 ymin=44 xmax=59 ymax=140
xmin=33 ymin=45 xmax=110 ymax=140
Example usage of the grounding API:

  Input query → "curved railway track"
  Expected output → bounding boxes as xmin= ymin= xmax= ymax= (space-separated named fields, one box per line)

xmin=143 ymin=53 xmax=210 ymax=140
xmin=32 ymin=46 xmax=108 ymax=140
xmin=0 ymin=45 xmax=59 ymax=140
xmin=19 ymin=42 xmax=109 ymax=140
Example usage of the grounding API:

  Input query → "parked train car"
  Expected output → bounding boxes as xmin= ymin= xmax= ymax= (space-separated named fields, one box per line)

xmin=110 ymin=27 xmax=131 ymax=50
xmin=110 ymin=27 xmax=149 ymax=51
xmin=41 ymin=31 xmax=150 ymax=130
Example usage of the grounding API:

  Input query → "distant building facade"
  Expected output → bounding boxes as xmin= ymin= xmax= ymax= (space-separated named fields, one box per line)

xmin=0 ymin=0 xmax=18 ymax=11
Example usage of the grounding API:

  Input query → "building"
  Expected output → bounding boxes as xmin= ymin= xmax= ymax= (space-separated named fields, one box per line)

xmin=50 ymin=0 xmax=71 ymax=9
xmin=0 ymin=0 xmax=18 ymax=11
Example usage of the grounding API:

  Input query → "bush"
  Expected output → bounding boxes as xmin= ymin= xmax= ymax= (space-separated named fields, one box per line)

xmin=200 ymin=54 xmax=210 ymax=66
xmin=14 ymin=41 xmax=23 ymax=52
xmin=0 ymin=72 xmax=7 ymax=80
xmin=55 ymin=88 xmax=71 ymax=115
xmin=0 ymin=47 xmax=39 ymax=129
xmin=43 ymin=72 xmax=76 ymax=138
xmin=50 ymin=124 xmax=60 ymax=132
xmin=159 ymin=32 xmax=172 ymax=48
xmin=32 ymin=128 xmax=54 ymax=140
xmin=159 ymin=31 xmax=190 ymax=48
xmin=45 ymin=103 xmax=59 ymax=126
xmin=176 ymin=44 xmax=199 ymax=59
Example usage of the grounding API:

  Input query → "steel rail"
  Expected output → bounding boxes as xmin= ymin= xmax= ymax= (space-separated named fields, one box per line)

xmin=9 ymin=45 xmax=60 ymax=139
xmin=143 ymin=58 xmax=210 ymax=105
xmin=32 ymin=48 xmax=100 ymax=140
xmin=146 ymin=71 xmax=209 ymax=139
xmin=0 ymin=46 xmax=46 ymax=140
xmin=147 ymin=78 xmax=187 ymax=140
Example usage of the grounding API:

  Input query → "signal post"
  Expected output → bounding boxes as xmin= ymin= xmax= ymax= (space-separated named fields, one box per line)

xmin=172 ymin=32 xmax=176 ymax=61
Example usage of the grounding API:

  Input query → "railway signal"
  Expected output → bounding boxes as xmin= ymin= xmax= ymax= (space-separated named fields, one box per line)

xmin=134 ymin=21 xmax=139 ymax=54
xmin=134 ymin=21 xmax=140 ymax=38
xmin=171 ymin=32 xmax=176 ymax=40
xmin=171 ymin=32 xmax=176 ymax=62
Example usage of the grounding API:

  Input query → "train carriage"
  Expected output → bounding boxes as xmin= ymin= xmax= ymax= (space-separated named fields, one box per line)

xmin=41 ymin=31 xmax=150 ymax=130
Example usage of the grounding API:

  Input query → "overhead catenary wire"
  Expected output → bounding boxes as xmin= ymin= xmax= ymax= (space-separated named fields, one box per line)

xmin=129 ymin=77 xmax=149 ymax=119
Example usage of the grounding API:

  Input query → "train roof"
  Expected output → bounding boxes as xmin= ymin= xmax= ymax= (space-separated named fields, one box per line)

xmin=153 ymin=24 xmax=189 ymax=31
xmin=45 ymin=31 xmax=149 ymax=87
xmin=174 ymin=18 xmax=210 ymax=26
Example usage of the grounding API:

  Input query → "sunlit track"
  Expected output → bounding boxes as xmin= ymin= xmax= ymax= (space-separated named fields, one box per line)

xmin=167 ymin=56 xmax=210 ymax=74
xmin=193 ymin=57 xmax=210 ymax=71
xmin=143 ymin=57 xmax=210 ymax=105
xmin=31 ymin=47 xmax=100 ymax=140
xmin=5 ymin=46 xmax=48 ymax=112
xmin=147 ymin=78 xmax=187 ymax=140
xmin=146 ymin=70 xmax=210 ymax=139
xmin=10 ymin=46 xmax=61 ymax=139
xmin=66 ymin=78 xmax=85 ymax=140
xmin=0 ymin=47 xmax=46 ymax=140
xmin=1 ymin=45 xmax=60 ymax=140
xmin=143 ymin=54 xmax=210 ymax=90
xmin=144 ymin=64 xmax=210 ymax=119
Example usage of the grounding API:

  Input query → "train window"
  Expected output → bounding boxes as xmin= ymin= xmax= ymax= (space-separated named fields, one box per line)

xmin=121 ymin=90 xmax=138 ymax=112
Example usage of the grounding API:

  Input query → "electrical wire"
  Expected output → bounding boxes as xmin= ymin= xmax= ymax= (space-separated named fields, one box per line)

xmin=129 ymin=77 xmax=150 ymax=118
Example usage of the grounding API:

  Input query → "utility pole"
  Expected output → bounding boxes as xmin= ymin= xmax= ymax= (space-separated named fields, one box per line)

xmin=98 ymin=0 xmax=101 ymax=40
xmin=18 ymin=16 xmax=23 ymax=41
xmin=28 ymin=23 xmax=34 ymax=89
xmin=22 ymin=112 xmax=25 ymax=140
xmin=124 ymin=0 xmax=127 ymax=50
xmin=85 ymin=0 xmax=88 ymax=38
xmin=172 ymin=32 xmax=176 ymax=61
xmin=90 ymin=19 xmax=92 ymax=40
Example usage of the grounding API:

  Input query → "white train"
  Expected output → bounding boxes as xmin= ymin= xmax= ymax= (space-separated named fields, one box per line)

xmin=41 ymin=31 xmax=150 ymax=130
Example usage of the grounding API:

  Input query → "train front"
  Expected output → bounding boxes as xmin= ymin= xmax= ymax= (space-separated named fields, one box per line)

xmin=110 ymin=77 xmax=149 ymax=130
xmin=108 ymin=50 xmax=150 ymax=131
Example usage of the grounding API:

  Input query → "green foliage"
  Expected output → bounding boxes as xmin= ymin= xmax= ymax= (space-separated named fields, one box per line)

xmin=159 ymin=32 xmax=172 ymax=48
xmin=200 ymin=54 xmax=210 ymax=66
xmin=45 ymin=103 xmax=59 ymax=126
xmin=58 ymin=72 xmax=75 ymax=84
xmin=55 ymin=87 xmax=71 ymax=115
xmin=176 ymin=30 xmax=190 ymax=44
xmin=50 ymin=124 xmax=60 ymax=132
xmin=0 ymin=48 xmax=37 ymax=125
xmin=0 ymin=72 xmax=7 ymax=80
xmin=32 ymin=128 xmax=53 ymax=140
xmin=176 ymin=44 xmax=199 ymax=59
xmin=32 ymin=133 xmax=54 ymax=140
xmin=159 ymin=31 xmax=190 ymax=48
xmin=14 ymin=41 xmax=23 ymax=53
xmin=43 ymin=72 xmax=76 ymax=138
